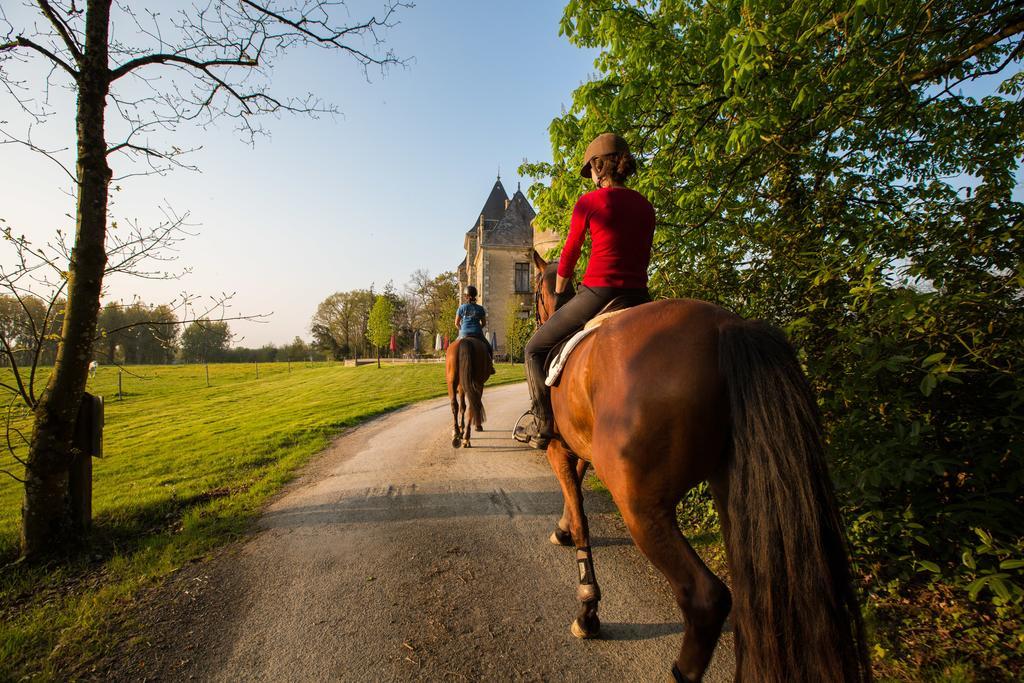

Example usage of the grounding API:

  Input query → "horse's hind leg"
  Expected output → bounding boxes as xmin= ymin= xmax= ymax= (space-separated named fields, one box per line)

xmin=551 ymin=459 xmax=589 ymax=546
xmin=449 ymin=385 xmax=462 ymax=448
xmin=458 ymin=390 xmax=470 ymax=446
xmin=615 ymin=492 xmax=731 ymax=681
xmin=546 ymin=441 xmax=601 ymax=638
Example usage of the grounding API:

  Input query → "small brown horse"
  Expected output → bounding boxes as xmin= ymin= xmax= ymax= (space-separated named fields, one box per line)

xmin=532 ymin=252 xmax=870 ymax=682
xmin=445 ymin=336 xmax=489 ymax=448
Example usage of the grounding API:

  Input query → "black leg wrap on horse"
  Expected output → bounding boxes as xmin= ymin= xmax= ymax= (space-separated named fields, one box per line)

xmin=671 ymin=663 xmax=697 ymax=683
xmin=575 ymin=547 xmax=601 ymax=602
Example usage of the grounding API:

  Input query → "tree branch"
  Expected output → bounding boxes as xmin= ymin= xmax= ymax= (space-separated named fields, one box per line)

xmin=27 ymin=280 xmax=67 ymax=406
xmin=35 ymin=0 xmax=83 ymax=64
xmin=0 ymin=124 xmax=77 ymax=184
xmin=0 ymin=333 xmax=31 ymax=406
xmin=906 ymin=16 xmax=1024 ymax=85
xmin=0 ymin=467 xmax=26 ymax=483
xmin=109 ymin=53 xmax=256 ymax=82
xmin=95 ymin=312 xmax=266 ymax=340
xmin=0 ymin=36 xmax=78 ymax=77
xmin=239 ymin=0 xmax=408 ymax=67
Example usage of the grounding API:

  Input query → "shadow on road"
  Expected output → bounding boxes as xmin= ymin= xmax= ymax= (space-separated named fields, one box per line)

xmin=601 ymin=621 xmax=685 ymax=641
xmin=260 ymin=484 xmax=620 ymax=528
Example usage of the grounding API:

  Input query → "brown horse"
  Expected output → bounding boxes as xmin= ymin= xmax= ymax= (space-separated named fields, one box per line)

xmin=532 ymin=252 xmax=870 ymax=682
xmin=445 ymin=336 xmax=489 ymax=448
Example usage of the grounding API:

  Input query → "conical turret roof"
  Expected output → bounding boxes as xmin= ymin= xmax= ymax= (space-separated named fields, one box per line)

xmin=467 ymin=177 xmax=509 ymax=235
xmin=488 ymin=188 xmax=536 ymax=247
xmin=511 ymin=188 xmax=536 ymax=222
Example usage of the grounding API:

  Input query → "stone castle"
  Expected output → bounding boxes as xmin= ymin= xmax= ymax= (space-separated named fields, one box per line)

xmin=457 ymin=177 xmax=559 ymax=356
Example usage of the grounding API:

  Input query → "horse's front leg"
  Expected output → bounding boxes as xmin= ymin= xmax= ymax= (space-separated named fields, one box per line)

xmin=546 ymin=440 xmax=600 ymax=638
xmin=474 ymin=387 xmax=484 ymax=432
xmin=551 ymin=458 xmax=590 ymax=546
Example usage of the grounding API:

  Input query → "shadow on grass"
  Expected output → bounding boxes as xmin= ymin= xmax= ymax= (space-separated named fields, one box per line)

xmin=0 ymin=485 xmax=253 ymax=601
xmin=0 ymin=407 xmax=427 ymax=582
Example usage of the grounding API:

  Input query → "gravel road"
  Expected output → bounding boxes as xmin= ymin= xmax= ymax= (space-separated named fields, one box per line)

xmin=105 ymin=382 xmax=735 ymax=682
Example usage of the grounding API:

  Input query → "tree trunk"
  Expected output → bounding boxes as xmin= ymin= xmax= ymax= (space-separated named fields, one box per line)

xmin=21 ymin=0 xmax=112 ymax=560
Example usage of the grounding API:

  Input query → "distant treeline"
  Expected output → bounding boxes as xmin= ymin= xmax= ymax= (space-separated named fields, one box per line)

xmin=1 ymin=269 xmax=463 ymax=368
xmin=0 ymin=297 xmax=313 ymax=366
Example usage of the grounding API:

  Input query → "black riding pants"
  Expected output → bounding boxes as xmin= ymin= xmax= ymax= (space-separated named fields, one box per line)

xmin=525 ymin=286 xmax=647 ymax=434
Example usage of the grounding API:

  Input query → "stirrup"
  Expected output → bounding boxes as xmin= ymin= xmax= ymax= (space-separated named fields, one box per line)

xmin=513 ymin=410 xmax=535 ymax=443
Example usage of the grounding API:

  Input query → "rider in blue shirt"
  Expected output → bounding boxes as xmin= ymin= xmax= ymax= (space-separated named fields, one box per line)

xmin=456 ymin=285 xmax=494 ymax=374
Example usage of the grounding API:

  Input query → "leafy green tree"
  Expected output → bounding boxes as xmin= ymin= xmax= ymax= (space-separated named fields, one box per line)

xmin=135 ymin=304 xmax=179 ymax=364
xmin=523 ymin=0 xmax=1024 ymax=674
xmin=181 ymin=320 xmax=231 ymax=364
xmin=310 ymin=323 xmax=342 ymax=360
xmin=283 ymin=336 xmax=311 ymax=362
xmin=382 ymin=281 xmax=412 ymax=353
xmin=310 ymin=289 xmax=376 ymax=359
xmin=505 ymin=301 xmax=535 ymax=363
xmin=367 ymin=296 xmax=395 ymax=368
xmin=0 ymin=295 xmax=62 ymax=367
xmin=97 ymin=302 xmax=179 ymax=364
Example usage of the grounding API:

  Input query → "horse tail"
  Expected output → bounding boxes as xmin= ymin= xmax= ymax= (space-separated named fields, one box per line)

xmin=718 ymin=319 xmax=871 ymax=683
xmin=458 ymin=339 xmax=486 ymax=426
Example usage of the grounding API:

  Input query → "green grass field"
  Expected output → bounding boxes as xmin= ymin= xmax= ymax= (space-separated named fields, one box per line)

xmin=0 ymin=361 xmax=524 ymax=679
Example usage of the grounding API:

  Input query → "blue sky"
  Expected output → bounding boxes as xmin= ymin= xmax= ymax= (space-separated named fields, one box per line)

xmin=3 ymin=3 xmax=1018 ymax=348
xmin=0 ymin=1 xmax=598 ymax=346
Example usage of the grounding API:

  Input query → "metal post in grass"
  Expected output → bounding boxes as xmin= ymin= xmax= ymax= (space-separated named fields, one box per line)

xmin=117 ymin=368 xmax=122 ymax=401
xmin=255 ymin=361 xmax=259 ymax=379
xmin=205 ymin=362 xmax=210 ymax=388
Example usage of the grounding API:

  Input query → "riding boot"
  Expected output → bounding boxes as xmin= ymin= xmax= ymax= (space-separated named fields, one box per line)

xmin=525 ymin=368 xmax=554 ymax=450
xmin=530 ymin=390 xmax=554 ymax=450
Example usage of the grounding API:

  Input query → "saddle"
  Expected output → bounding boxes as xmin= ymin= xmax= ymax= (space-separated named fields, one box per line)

xmin=544 ymin=293 xmax=650 ymax=387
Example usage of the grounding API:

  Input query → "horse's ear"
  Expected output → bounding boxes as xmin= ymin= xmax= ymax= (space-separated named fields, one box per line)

xmin=532 ymin=250 xmax=547 ymax=272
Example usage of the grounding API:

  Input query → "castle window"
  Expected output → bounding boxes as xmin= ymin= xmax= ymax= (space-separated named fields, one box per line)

xmin=514 ymin=263 xmax=531 ymax=293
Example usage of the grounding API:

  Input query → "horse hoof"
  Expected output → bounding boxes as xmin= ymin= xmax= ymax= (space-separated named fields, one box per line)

xmin=570 ymin=617 xmax=600 ymax=639
xmin=475 ymin=425 xmax=483 ymax=432
xmin=451 ymin=436 xmax=462 ymax=448
xmin=549 ymin=528 xmax=573 ymax=546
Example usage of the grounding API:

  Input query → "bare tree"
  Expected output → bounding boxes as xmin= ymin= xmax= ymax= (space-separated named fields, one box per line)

xmin=0 ymin=0 xmax=410 ymax=560
xmin=405 ymin=269 xmax=457 ymax=342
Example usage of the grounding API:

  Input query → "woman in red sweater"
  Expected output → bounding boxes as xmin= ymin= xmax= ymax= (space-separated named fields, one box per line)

xmin=525 ymin=133 xmax=656 ymax=449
